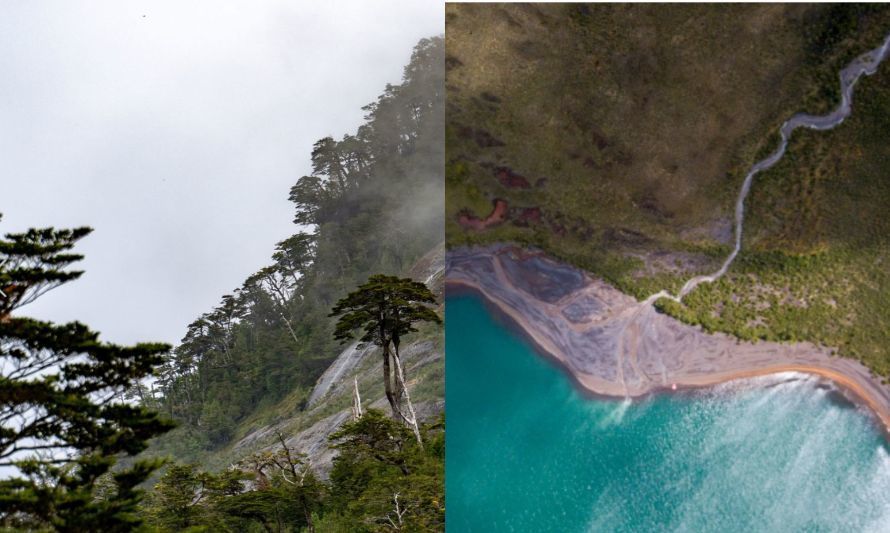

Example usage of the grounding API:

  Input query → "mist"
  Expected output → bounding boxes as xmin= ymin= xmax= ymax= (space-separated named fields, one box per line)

xmin=0 ymin=1 xmax=442 ymax=346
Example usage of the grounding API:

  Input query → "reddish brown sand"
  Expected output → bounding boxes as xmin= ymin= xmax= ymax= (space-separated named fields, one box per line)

xmin=457 ymin=199 xmax=509 ymax=230
xmin=447 ymin=245 xmax=890 ymax=433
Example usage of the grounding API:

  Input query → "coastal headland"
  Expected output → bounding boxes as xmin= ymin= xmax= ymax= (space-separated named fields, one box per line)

xmin=446 ymin=245 xmax=890 ymax=433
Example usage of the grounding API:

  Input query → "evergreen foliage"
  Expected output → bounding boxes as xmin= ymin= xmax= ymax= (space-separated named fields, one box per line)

xmin=139 ymin=410 xmax=443 ymax=532
xmin=330 ymin=275 xmax=441 ymax=432
xmin=0 ymin=34 xmax=445 ymax=532
xmin=138 ymin=36 xmax=445 ymax=532
xmin=0 ymin=216 xmax=174 ymax=531
xmin=150 ymin=36 xmax=444 ymax=456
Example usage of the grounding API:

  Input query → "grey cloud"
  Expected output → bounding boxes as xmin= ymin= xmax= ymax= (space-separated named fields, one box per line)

xmin=0 ymin=0 xmax=442 ymax=345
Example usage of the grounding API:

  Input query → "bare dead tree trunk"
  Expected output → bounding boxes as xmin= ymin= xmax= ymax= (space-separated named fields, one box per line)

xmin=279 ymin=312 xmax=301 ymax=347
xmin=274 ymin=432 xmax=315 ymax=533
xmin=384 ymin=492 xmax=409 ymax=531
xmin=391 ymin=343 xmax=422 ymax=448
xmin=351 ymin=376 xmax=363 ymax=421
xmin=393 ymin=353 xmax=406 ymax=409
xmin=260 ymin=270 xmax=301 ymax=349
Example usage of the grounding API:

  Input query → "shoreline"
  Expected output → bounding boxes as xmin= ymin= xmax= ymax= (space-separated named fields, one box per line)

xmin=446 ymin=246 xmax=890 ymax=437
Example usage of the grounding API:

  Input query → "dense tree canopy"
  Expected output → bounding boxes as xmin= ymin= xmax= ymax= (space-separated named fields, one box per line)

xmin=150 ymin=36 xmax=444 ymax=455
xmin=137 ymin=35 xmax=445 ymax=532
xmin=0 ymin=33 xmax=445 ymax=532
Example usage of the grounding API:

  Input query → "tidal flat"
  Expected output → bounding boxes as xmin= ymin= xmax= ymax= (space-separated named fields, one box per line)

xmin=447 ymin=246 xmax=890 ymax=432
xmin=446 ymin=294 xmax=890 ymax=532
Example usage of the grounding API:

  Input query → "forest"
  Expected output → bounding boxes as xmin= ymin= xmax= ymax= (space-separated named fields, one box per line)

xmin=149 ymin=35 xmax=444 ymax=450
xmin=0 ymin=35 xmax=444 ymax=532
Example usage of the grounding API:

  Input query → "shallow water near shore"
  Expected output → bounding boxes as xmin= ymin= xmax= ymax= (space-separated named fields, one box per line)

xmin=446 ymin=295 xmax=890 ymax=532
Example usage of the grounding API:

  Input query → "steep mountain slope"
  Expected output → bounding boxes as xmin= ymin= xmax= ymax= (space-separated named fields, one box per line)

xmin=143 ymin=36 xmax=445 ymax=473
xmin=228 ymin=242 xmax=444 ymax=476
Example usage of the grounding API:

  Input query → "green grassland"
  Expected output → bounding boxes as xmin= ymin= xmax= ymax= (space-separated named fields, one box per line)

xmin=446 ymin=4 xmax=890 ymax=377
xmin=658 ymin=61 xmax=890 ymax=379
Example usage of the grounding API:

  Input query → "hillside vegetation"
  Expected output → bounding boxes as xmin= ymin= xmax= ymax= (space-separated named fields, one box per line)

xmin=445 ymin=4 xmax=890 ymax=379
xmin=446 ymin=4 xmax=890 ymax=296
xmin=658 ymin=55 xmax=890 ymax=379
xmin=137 ymin=36 xmax=445 ymax=531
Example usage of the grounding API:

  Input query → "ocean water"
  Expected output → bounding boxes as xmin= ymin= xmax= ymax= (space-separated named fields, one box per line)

xmin=446 ymin=295 xmax=890 ymax=532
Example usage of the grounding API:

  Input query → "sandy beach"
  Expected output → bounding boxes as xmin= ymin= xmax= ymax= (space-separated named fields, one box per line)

xmin=446 ymin=245 xmax=890 ymax=433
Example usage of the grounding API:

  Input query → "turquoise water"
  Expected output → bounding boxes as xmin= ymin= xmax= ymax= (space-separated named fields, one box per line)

xmin=446 ymin=295 xmax=890 ymax=532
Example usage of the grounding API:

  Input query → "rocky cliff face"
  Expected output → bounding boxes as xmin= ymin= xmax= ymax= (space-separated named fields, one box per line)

xmin=231 ymin=242 xmax=445 ymax=476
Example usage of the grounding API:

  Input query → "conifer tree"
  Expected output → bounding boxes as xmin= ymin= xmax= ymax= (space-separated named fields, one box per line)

xmin=329 ymin=275 xmax=440 ymax=444
xmin=0 ymin=216 xmax=174 ymax=531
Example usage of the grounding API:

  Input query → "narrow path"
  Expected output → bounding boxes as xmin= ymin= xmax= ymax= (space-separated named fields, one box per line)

xmin=655 ymin=32 xmax=890 ymax=304
xmin=624 ymin=33 xmax=890 ymax=392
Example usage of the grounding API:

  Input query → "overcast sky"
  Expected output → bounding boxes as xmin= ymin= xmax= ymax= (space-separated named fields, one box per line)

xmin=0 ymin=1 xmax=442 ymax=347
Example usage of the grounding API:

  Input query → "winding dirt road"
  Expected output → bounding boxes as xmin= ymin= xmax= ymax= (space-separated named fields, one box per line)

xmin=662 ymin=31 xmax=890 ymax=301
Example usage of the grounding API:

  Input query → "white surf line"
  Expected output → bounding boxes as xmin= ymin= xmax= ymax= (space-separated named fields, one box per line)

xmin=652 ymin=32 xmax=890 ymax=305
